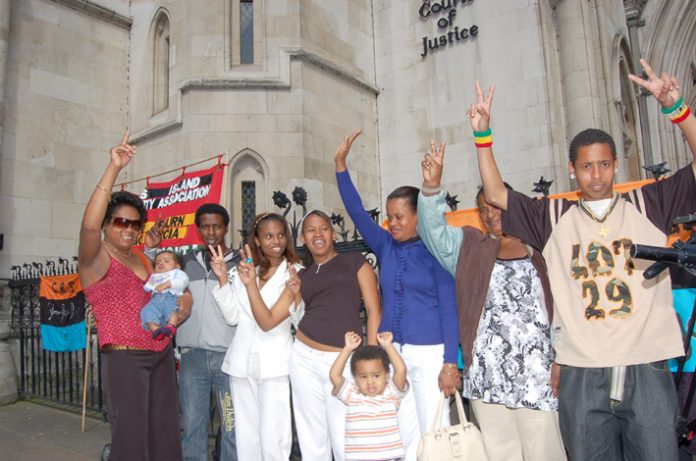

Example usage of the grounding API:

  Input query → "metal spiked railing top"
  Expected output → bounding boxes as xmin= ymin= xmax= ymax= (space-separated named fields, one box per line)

xmin=532 ymin=176 xmax=554 ymax=196
xmin=240 ymin=186 xmax=382 ymax=246
xmin=11 ymin=257 xmax=79 ymax=280
xmin=445 ymin=192 xmax=460 ymax=211
xmin=643 ymin=162 xmax=670 ymax=180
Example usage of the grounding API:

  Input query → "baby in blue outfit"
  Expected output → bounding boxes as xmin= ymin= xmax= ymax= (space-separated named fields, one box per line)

xmin=140 ymin=250 xmax=189 ymax=339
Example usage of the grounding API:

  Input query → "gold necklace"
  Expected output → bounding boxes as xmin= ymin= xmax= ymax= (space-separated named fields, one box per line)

xmin=579 ymin=194 xmax=620 ymax=237
xmin=596 ymin=222 xmax=611 ymax=238
xmin=104 ymin=239 xmax=133 ymax=259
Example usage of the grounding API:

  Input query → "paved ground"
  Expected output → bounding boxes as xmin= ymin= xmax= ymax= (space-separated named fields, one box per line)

xmin=5 ymin=399 xmax=695 ymax=461
xmin=0 ymin=400 xmax=110 ymax=461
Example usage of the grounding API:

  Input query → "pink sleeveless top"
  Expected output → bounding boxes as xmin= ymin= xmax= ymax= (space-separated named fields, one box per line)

xmin=84 ymin=255 xmax=168 ymax=351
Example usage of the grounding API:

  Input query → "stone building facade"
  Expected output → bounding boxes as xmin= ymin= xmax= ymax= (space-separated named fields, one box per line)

xmin=0 ymin=0 xmax=695 ymax=275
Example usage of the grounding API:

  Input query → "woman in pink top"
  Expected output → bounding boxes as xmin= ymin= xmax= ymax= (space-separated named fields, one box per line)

xmin=79 ymin=132 xmax=190 ymax=461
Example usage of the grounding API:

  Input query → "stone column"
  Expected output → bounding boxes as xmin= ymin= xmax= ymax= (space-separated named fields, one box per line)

xmin=625 ymin=0 xmax=653 ymax=166
xmin=0 ymin=0 xmax=9 ymax=165
xmin=0 ymin=0 xmax=17 ymax=404
xmin=0 ymin=321 xmax=18 ymax=404
xmin=553 ymin=0 xmax=605 ymax=139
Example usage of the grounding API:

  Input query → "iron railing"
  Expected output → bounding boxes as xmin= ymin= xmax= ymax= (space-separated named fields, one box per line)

xmin=9 ymin=258 xmax=105 ymax=416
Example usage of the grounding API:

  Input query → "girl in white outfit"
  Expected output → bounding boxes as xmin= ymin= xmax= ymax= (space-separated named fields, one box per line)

xmin=234 ymin=210 xmax=382 ymax=461
xmin=209 ymin=212 xmax=301 ymax=461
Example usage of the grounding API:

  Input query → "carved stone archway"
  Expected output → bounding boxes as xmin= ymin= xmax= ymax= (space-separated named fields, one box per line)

xmin=228 ymin=149 xmax=270 ymax=247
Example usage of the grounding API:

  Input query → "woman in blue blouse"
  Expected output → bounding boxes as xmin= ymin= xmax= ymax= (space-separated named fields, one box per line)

xmin=335 ymin=130 xmax=459 ymax=460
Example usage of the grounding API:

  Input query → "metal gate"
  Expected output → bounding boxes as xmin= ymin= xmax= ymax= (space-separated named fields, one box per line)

xmin=9 ymin=258 xmax=105 ymax=415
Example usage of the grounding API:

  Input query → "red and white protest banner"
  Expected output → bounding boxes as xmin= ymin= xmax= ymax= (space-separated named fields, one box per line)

xmin=136 ymin=163 xmax=227 ymax=249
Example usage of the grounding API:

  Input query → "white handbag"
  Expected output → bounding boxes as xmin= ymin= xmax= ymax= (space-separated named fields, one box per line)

xmin=417 ymin=392 xmax=488 ymax=461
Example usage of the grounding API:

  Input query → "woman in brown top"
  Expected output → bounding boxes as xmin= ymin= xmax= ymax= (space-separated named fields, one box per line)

xmin=234 ymin=210 xmax=381 ymax=461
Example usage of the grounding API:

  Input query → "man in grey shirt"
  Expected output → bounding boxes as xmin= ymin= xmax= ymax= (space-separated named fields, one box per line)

xmin=151 ymin=203 xmax=239 ymax=461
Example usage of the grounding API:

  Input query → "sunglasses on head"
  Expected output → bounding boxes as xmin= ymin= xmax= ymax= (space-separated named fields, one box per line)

xmin=111 ymin=217 xmax=143 ymax=230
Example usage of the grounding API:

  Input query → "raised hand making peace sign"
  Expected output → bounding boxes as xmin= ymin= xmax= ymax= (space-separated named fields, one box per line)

xmin=237 ymin=244 xmax=257 ymax=286
xmin=421 ymin=139 xmax=446 ymax=190
xmin=209 ymin=244 xmax=231 ymax=286
xmin=468 ymin=80 xmax=495 ymax=133
xmin=628 ymin=58 xmax=680 ymax=109
xmin=145 ymin=215 xmax=165 ymax=250
xmin=285 ymin=264 xmax=301 ymax=295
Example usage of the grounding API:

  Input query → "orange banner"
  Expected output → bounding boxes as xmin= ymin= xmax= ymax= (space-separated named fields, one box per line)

xmin=443 ymin=179 xmax=655 ymax=229
xmin=385 ymin=178 xmax=690 ymax=244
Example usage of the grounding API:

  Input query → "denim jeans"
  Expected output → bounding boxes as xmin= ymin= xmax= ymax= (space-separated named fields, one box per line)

xmin=140 ymin=292 xmax=178 ymax=328
xmin=558 ymin=361 xmax=679 ymax=461
xmin=179 ymin=347 xmax=237 ymax=461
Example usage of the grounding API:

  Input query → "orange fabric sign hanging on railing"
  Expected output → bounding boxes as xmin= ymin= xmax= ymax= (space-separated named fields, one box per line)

xmin=401 ymin=178 xmax=690 ymax=244
xmin=39 ymin=273 xmax=86 ymax=352
xmin=442 ymin=178 xmax=655 ymax=229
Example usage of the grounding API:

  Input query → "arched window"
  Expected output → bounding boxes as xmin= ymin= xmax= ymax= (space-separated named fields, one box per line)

xmin=152 ymin=11 xmax=170 ymax=114
xmin=240 ymin=0 xmax=254 ymax=64
xmin=230 ymin=0 xmax=262 ymax=67
xmin=617 ymin=42 xmax=642 ymax=181
xmin=610 ymin=35 xmax=642 ymax=181
xmin=229 ymin=150 xmax=269 ymax=247
xmin=241 ymin=180 xmax=257 ymax=239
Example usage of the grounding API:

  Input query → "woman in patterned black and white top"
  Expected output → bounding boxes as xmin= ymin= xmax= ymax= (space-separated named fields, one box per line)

xmin=464 ymin=189 xmax=562 ymax=429
xmin=466 ymin=188 xmax=557 ymax=411
xmin=417 ymin=82 xmax=567 ymax=460
xmin=419 ymin=182 xmax=566 ymax=461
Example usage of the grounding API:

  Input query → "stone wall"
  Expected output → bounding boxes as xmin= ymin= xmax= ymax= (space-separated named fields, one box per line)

xmin=0 ymin=0 xmax=130 ymax=277
xmin=373 ymin=0 xmax=563 ymax=209
xmin=125 ymin=0 xmax=379 ymax=247
xmin=373 ymin=0 xmax=653 ymax=208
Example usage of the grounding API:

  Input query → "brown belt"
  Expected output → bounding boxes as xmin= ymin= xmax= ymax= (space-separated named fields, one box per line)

xmin=102 ymin=344 xmax=149 ymax=351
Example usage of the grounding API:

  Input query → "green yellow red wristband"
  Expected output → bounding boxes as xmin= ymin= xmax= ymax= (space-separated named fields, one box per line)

xmin=670 ymin=105 xmax=691 ymax=124
xmin=473 ymin=128 xmax=492 ymax=148
xmin=660 ymin=96 xmax=691 ymax=124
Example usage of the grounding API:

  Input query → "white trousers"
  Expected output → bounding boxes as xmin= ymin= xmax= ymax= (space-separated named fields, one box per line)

xmin=471 ymin=399 xmax=567 ymax=461
xmin=230 ymin=374 xmax=292 ymax=461
xmin=396 ymin=343 xmax=449 ymax=461
xmin=289 ymin=339 xmax=351 ymax=461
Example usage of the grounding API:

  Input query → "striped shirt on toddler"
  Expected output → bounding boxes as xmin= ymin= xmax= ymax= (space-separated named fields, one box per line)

xmin=335 ymin=379 xmax=408 ymax=460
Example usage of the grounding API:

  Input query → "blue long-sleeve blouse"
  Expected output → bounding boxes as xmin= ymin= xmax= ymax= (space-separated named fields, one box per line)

xmin=337 ymin=170 xmax=459 ymax=364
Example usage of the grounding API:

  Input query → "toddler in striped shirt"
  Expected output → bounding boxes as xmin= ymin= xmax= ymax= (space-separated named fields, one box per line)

xmin=330 ymin=331 xmax=409 ymax=461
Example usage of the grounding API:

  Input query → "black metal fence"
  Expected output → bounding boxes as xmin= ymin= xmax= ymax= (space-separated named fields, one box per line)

xmin=9 ymin=258 xmax=105 ymax=415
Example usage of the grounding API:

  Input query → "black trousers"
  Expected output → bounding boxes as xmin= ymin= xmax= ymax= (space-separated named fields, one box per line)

xmin=102 ymin=345 xmax=182 ymax=461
